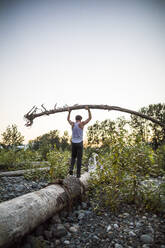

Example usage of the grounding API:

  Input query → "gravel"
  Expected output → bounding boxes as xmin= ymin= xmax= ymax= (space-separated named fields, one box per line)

xmin=0 ymin=176 xmax=165 ymax=248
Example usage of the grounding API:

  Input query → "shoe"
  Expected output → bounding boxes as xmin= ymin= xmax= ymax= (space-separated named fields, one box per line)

xmin=77 ymin=175 xmax=81 ymax=178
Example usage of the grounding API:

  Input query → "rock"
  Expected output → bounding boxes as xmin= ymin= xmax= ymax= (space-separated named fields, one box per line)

xmin=123 ymin=213 xmax=130 ymax=218
xmin=51 ymin=214 xmax=61 ymax=224
xmin=114 ymin=224 xmax=119 ymax=229
xmin=78 ymin=212 xmax=85 ymax=220
xmin=54 ymin=239 xmax=61 ymax=246
xmin=64 ymin=222 xmax=71 ymax=230
xmin=142 ymin=245 xmax=150 ymax=248
xmin=44 ymin=230 xmax=52 ymax=240
xmin=106 ymin=225 xmax=112 ymax=232
xmin=115 ymin=244 xmax=123 ymax=248
xmin=63 ymin=240 xmax=70 ymax=245
xmin=15 ymin=184 xmax=25 ymax=192
xmin=60 ymin=210 xmax=68 ymax=218
xmin=26 ymin=235 xmax=45 ymax=248
xmin=129 ymin=231 xmax=136 ymax=237
xmin=81 ymin=202 xmax=88 ymax=209
xmin=140 ymin=234 xmax=153 ymax=244
xmin=136 ymin=221 xmax=143 ymax=228
xmin=53 ymin=224 xmax=67 ymax=238
xmin=31 ymin=182 xmax=38 ymax=189
xmin=22 ymin=243 xmax=31 ymax=248
xmin=69 ymin=225 xmax=79 ymax=233
xmin=93 ymin=235 xmax=99 ymax=240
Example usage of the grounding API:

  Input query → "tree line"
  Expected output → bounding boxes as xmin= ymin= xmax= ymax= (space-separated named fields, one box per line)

xmin=0 ymin=103 xmax=165 ymax=170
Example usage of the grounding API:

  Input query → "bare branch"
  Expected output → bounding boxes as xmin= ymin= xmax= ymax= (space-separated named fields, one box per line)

xmin=24 ymin=104 xmax=165 ymax=128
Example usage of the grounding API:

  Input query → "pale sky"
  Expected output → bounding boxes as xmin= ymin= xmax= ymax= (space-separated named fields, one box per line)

xmin=0 ymin=0 xmax=165 ymax=144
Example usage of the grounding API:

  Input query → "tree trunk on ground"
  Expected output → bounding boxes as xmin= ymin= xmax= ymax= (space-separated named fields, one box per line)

xmin=0 ymin=167 xmax=50 ymax=177
xmin=0 ymin=173 xmax=89 ymax=248
xmin=24 ymin=104 xmax=165 ymax=127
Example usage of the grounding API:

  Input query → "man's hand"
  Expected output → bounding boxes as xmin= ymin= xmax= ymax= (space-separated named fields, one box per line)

xmin=82 ymin=106 xmax=92 ymax=126
xmin=68 ymin=107 xmax=71 ymax=113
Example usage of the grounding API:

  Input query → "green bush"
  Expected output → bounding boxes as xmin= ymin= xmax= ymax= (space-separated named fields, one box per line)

xmin=156 ymin=144 xmax=165 ymax=171
xmin=47 ymin=147 xmax=70 ymax=181
xmin=89 ymin=132 xmax=163 ymax=212
xmin=0 ymin=149 xmax=17 ymax=170
xmin=0 ymin=148 xmax=42 ymax=171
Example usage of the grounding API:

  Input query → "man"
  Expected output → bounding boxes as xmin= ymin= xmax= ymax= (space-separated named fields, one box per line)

xmin=67 ymin=106 xmax=92 ymax=178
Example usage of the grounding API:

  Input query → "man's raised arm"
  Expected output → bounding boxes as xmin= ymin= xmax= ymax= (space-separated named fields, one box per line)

xmin=82 ymin=106 xmax=92 ymax=125
xmin=67 ymin=108 xmax=74 ymax=126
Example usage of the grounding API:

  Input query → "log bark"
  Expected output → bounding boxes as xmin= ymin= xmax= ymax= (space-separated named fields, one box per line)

xmin=0 ymin=167 xmax=50 ymax=177
xmin=0 ymin=173 xmax=89 ymax=248
xmin=24 ymin=104 xmax=165 ymax=127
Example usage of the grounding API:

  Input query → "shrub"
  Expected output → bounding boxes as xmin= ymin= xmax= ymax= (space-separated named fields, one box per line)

xmin=47 ymin=147 xmax=70 ymax=181
xmin=89 ymin=133 xmax=163 ymax=212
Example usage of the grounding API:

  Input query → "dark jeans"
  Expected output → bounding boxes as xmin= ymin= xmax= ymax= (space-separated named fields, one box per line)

xmin=69 ymin=141 xmax=83 ymax=177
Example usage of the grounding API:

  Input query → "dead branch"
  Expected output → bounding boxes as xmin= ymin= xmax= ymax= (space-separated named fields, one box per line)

xmin=24 ymin=104 xmax=165 ymax=128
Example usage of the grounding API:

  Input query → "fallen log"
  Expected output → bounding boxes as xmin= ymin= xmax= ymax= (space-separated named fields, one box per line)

xmin=0 ymin=172 xmax=89 ymax=248
xmin=24 ymin=104 xmax=165 ymax=127
xmin=0 ymin=167 xmax=50 ymax=177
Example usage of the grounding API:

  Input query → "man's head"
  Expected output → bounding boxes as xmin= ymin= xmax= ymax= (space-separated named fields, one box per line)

xmin=75 ymin=115 xmax=82 ymax=121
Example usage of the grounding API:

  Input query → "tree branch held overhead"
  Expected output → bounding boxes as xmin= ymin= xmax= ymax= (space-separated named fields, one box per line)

xmin=24 ymin=104 xmax=165 ymax=128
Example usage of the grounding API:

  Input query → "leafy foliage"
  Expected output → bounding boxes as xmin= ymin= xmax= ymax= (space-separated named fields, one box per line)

xmin=47 ymin=146 xmax=70 ymax=181
xmin=155 ymin=144 xmax=165 ymax=170
xmin=0 ymin=148 xmax=42 ymax=170
xmin=130 ymin=103 xmax=165 ymax=149
xmin=1 ymin=124 xmax=24 ymax=149
xmin=29 ymin=130 xmax=71 ymax=160
xmin=88 ymin=117 xmax=165 ymax=213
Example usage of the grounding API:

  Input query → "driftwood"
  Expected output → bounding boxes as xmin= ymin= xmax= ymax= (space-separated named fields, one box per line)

xmin=24 ymin=104 xmax=165 ymax=128
xmin=0 ymin=173 xmax=89 ymax=248
xmin=0 ymin=167 xmax=50 ymax=177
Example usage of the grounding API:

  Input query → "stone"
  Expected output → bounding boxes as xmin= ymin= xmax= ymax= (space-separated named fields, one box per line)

xmin=54 ymin=239 xmax=61 ymax=246
xmin=60 ymin=210 xmax=68 ymax=218
xmin=123 ymin=213 xmax=130 ymax=218
xmin=64 ymin=222 xmax=71 ymax=230
xmin=93 ymin=235 xmax=99 ymax=240
xmin=22 ymin=244 xmax=31 ymax=248
xmin=69 ymin=225 xmax=79 ymax=233
xmin=81 ymin=202 xmax=88 ymax=209
xmin=15 ymin=184 xmax=25 ymax=192
xmin=51 ymin=214 xmax=61 ymax=224
xmin=78 ymin=212 xmax=85 ymax=220
xmin=140 ymin=234 xmax=153 ymax=244
xmin=53 ymin=224 xmax=67 ymax=238
xmin=136 ymin=221 xmax=143 ymax=228
xmin=106 ymin=225 xmax=112 ymax=232
xmin=142 ymin=245 xmax=150 ymax=248
xmin=44 ymin=230 xmax=52 ymax=240
xmin=114 ymin=224 xmax=119 ymax=229
xmin=63 ymin=240 xmax=70 ymax=245
xmin=129 ymin=231 xmax=136 ymax=237
xmin=31 ymin=182 xmax=38 ymax=189
xmin=115 ymin=244 xmax=123 ymax=248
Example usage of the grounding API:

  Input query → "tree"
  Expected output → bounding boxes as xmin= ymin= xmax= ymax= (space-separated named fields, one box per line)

xmin=1 ymin=124 xmax=24 ymax=149
xmin=130 ymin=103 xmax=165 ymax=149
xmin=60 ymin=131 xmax=71 ymax=151
xmin=87 ymin=117 xmax=128 ymax=148
xmin=29 ymin=130 xmax=61 ymax=159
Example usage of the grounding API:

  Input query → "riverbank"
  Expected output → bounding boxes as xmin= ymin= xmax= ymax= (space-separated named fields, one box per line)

xmin=0 ymin=175 xmax=165 ymax=247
